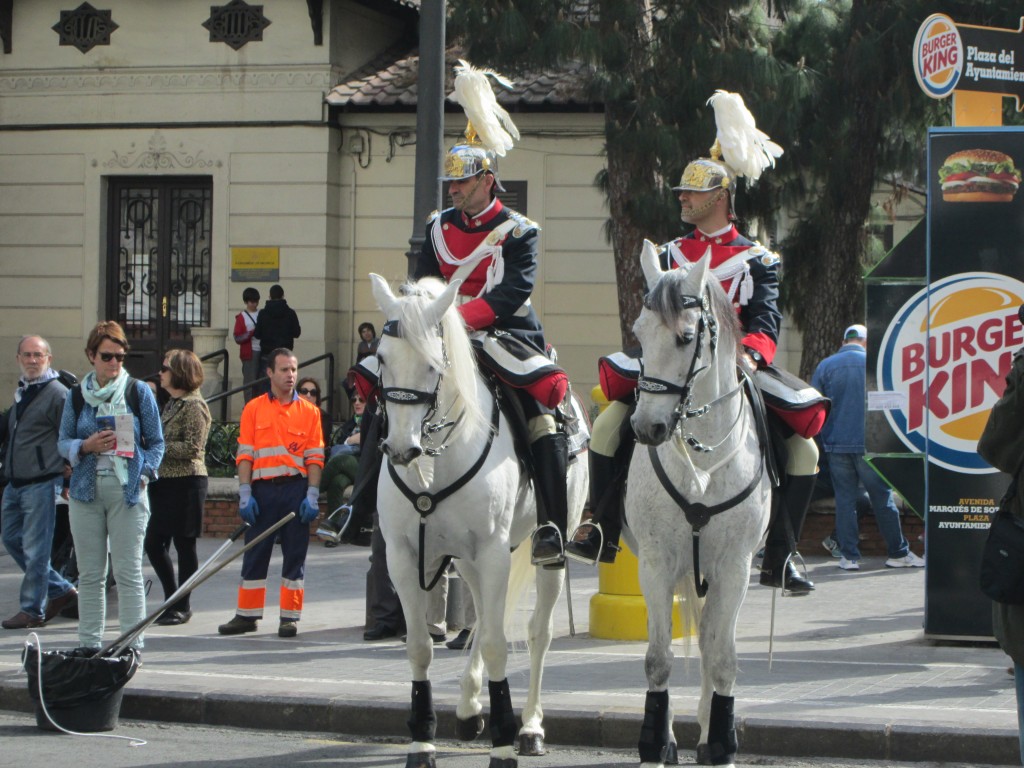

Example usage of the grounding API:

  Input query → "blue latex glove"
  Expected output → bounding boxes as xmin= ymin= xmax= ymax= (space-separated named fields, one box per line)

xmin=298 ymin=486 xmax=320 ymax=524
xmin=238 ymin=483 xmax=259 ymax=525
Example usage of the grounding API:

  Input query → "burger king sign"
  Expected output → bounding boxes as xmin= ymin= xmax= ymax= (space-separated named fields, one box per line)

xmin=914 ymin=14 xmax=963 ymax=99
xmin=878 ymin=272 xmax=1024 ymax=473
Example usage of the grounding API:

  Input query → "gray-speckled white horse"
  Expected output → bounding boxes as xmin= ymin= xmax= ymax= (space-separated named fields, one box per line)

xmin=624 ymin=243 xmax=771 ymax=768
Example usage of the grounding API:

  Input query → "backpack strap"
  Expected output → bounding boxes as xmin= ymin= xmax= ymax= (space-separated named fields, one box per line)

xmin=71 ymin=384 xmax=84 ymax=421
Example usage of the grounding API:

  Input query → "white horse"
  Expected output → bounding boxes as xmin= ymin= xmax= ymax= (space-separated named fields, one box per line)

xmin=369 ymin=273 xmax=588 ymax=768
xmin=624 ymin=245 xmax=772 ymax=768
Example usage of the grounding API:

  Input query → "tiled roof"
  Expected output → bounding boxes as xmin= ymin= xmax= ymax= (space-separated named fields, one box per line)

xmin=327 ymin=49 xmax=598 ymax=110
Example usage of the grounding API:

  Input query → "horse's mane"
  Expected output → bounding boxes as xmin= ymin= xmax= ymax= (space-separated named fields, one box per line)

xmin=647 ymin=267 xmax=743 ymax=360
xmin=395 ymin=278 xmax=489 ymax=438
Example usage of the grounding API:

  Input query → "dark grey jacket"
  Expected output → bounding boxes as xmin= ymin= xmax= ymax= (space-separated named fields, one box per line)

xmin=3 ymin=378 xmax=68 ymax=486
xmin=979 ymin=348 xmax=1024 ymax=665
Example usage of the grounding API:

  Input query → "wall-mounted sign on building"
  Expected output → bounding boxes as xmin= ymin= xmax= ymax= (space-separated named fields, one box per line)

xmin=914 ymin=14 xmax=1024 ymax=125
xmin=230 ymin=247 xmax=279 ymax=283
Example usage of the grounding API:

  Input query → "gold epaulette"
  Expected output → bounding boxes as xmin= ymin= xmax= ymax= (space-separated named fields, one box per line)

xmin=748 ymin=242 xmax=780 ymax=267
xmin=506 ymin=208 xmax=539 ymax=238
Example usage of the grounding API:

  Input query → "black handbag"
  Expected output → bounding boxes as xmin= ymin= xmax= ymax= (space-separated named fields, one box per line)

xmin=980 ymin=480 xmax=1024 ymax=604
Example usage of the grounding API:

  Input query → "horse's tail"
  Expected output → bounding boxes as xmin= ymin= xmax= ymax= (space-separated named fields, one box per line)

xmin=504 ymin=540 xmax=536 ymax=639
xmin=676 ymin=567 xmax=705 ymax=659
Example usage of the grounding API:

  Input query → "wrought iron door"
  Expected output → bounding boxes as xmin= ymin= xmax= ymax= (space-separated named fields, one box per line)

xmin=106 ymin=178 xmax=212 ymax=376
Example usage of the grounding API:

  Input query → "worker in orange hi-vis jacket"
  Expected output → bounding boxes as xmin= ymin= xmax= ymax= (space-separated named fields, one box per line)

xmin=216 ymin=347 xmax=324 ymax=639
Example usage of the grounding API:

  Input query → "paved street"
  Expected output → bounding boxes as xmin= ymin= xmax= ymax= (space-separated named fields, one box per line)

xmin=0 ymin=712 xmax=992 ymax=768
xmin=0 ymin=538 xmax=1019 ymax=765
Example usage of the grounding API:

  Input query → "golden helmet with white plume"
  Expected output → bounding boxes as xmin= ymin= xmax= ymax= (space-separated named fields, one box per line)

xmin=673 ymin=90 xmax=783 ymax=215
xmin=441 ymin=60 xmax=521 ymax=193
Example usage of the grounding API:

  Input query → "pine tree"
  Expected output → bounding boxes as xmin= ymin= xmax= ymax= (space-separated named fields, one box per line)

xmin=450 ymin=1 xmax=1024 ymax=370
xmin=773 ymin=1 xmax=1024 ymax=377
xmin=448 ymin=0 xmax=799 ymax=347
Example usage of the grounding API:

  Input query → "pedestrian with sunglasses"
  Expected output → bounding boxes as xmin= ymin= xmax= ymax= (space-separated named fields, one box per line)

xmin=145 ymin=349 xmax=211 ymax=626
xmin=58 ymin=321 xmax=164 ymax=654
xmin=296 ymin=376 xmax=332 ymax=449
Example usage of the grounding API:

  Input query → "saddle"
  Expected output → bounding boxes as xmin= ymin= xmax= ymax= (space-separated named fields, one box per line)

xmin=598 ymin=351 xmax=830 ymax=440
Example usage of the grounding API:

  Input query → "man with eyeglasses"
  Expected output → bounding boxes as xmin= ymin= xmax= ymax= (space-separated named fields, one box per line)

xmin=1 ymin=336 xmax=78 ymax=629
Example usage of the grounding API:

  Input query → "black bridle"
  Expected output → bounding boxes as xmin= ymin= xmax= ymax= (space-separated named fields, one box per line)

xmin=378 ymin=319 xmax=460 ymax=458
xmin=637 ymin=287 xmax=765 ymax=598
xmin=636 ymin=288 xmax=719 ymax=434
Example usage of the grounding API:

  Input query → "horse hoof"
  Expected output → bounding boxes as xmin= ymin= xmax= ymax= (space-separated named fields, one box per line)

xmin=663 ymin=742 xmax=678 ymax=764
xmin=695 ymin=743 xmax=709 ymax=765
xmin=488 ymin=758 xmax=517 ymax=768
xmin=455 ymin=714 xmax=485 ymax=741
xmin=517 ymin=732 xmax=546 ymax=756
xmin=405 ymin=752 xmax=437 ymax=768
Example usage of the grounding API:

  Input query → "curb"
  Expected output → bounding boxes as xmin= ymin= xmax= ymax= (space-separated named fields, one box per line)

xmin=2 ymin=678 xmax=1018 ymax=765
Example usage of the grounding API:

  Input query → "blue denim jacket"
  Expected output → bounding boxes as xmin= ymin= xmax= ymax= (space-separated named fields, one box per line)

xmin=810 ymin=343 xmax=867 ymax=454
xmin=57 ymin=379 xmax=165 ymax=506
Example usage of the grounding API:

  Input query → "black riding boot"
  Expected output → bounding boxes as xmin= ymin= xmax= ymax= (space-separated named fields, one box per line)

xmin=338 ymin=411 xmax=382 ymax=547
xmin=565 ymin=451 xmax=623 ymax=565
xmin=530 ymin=432 xmax=569 ymax=569
xmin=759 ymin=473 xmax=817 ymax=595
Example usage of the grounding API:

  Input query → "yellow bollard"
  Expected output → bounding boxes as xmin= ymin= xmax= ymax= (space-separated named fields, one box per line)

xmin=586 ymin=387 xmax=694 ymax=641
xmin=588 ymin=540 xmax=690 ymax=641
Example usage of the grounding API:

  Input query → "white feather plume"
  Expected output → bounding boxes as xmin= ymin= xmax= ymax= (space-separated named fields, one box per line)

xmin=707 ymin=90 xmax=783 ymax=183
xmin=452 ymin=59 xmax=520 ymax=157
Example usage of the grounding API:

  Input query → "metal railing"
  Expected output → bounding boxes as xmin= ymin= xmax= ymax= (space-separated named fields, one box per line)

xmin=142 ymin=350 xmax=337 ymax=476
xmin=140 ymin=348 xmax=231 ymax=421
xmin=205 ymin=352 xmax=337 ymax=422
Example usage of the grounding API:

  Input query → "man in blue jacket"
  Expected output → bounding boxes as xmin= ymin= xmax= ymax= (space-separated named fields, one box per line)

xmin=811 ymin=324 xmax=924 ymax=571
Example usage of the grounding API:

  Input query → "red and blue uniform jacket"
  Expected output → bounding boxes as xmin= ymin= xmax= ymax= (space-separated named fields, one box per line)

xmin=413 ymin=197 xmax=548 ymax=356
xmin=660 ymin=225 xmax=781 ymax=365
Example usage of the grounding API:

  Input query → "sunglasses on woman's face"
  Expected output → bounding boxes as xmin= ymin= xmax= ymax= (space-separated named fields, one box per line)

xmin=160 ymin=365 xmax=171 ymax=373
xmin=99 ymin=352 xmax=126 ymax=363
xmin=298 ymin=387 xmax=318 ymax=397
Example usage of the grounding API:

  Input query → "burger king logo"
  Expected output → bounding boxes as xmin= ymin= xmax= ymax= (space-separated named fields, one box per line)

xmin=878 ymin=272 xmax=1024 ymax=473
xmin=913 ymin=14 xmax=963 ymax=99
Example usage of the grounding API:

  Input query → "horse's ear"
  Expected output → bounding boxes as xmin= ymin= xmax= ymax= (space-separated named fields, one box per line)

xmin=693 ymin=248 xmax=712 ymax=294
xmin=369 ymin=273 xmax=399 ymax=317
xmin=423 ymin=278 xmax=461 ymax=328
xmin=640 ymin=239 xmax=664 ymax=290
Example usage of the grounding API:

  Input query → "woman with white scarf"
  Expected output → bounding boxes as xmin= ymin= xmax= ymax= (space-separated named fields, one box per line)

xmin=58 ymin=321 xmax=164 ymax=653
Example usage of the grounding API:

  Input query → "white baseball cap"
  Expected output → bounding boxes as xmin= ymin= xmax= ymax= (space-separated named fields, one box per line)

xmin=844 ymin=324 xmax=867 ymax=341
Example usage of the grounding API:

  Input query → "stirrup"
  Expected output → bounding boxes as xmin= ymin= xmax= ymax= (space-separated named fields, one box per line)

xmin=778 ymin=551 xmax=814 ymax=596
xmin=530 ymin=522 xmax=565 ymax=566
xmin=564 ymin=520 xmax=604 ymax=566
xmin=315 ymin=505 xmax=346 ymax=543
xmin=316 ymin=504 xmax=350 ymax=544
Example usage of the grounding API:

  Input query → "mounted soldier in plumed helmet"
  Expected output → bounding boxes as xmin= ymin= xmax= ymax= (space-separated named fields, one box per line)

xmin=566 ymin=91 xmax=829 ymax=597
xmin=338 ymin=61 xmax=576 ymax=569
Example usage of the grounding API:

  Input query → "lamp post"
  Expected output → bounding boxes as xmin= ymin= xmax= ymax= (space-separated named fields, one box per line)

xmin=405 ymin=0 xmax=446 ymax=276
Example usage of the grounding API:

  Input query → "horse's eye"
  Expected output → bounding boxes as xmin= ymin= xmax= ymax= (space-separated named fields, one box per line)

xmin=676 ymin=330 xmax=695 ymax=347
xmin=643 ymin=295 xmax=652 ymax=310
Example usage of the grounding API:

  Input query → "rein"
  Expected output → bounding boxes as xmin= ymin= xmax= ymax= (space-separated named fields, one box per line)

xmin=381 ymin=317 xmax=502 ymax=591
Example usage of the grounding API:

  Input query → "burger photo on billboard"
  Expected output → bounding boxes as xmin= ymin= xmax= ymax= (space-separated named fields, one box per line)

xmin=938 ymin=149 xmax=1022 ymax=203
